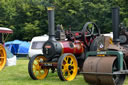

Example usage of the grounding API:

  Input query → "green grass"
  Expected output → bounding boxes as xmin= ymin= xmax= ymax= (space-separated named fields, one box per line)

xmin=0 ymin=58 xmax=86 ymax=85
xmin=0 ymin=58 xmax=128 ymax=85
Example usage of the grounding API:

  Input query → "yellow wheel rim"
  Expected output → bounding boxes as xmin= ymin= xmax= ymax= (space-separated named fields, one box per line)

xmin=32 ymin=56 xmax=48 ymax=80
xmin=0 ymin=44 xmax=6 ymax=71
xmin=62 ymin=55 xmax=78 ymax=81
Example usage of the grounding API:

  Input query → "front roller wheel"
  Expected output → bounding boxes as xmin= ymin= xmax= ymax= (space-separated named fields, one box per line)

xmin=28 ymin=54 xmax=49 ymax=80
xmin=57 ymin=53 xmax=78 ymax=81
xmin=0 ymin=44 xmax=7 ymax=71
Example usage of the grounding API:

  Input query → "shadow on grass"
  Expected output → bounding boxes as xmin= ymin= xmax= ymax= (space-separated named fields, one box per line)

xmin=0 ymin=70 xmax=86 ymax=85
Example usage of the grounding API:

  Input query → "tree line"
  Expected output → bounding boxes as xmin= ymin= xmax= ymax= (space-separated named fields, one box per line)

xmin=0 ymin=0 xmax=128 ymax=41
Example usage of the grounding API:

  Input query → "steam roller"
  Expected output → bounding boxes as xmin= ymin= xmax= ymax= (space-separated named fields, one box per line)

xmin=82 ymin=7 xmax=128 ymax=85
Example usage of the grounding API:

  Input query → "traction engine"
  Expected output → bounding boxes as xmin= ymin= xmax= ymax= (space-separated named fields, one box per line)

xmin=0 ymin=27 xmax=13 ymax=71
xmin=82 ymin=7 xmax=128 ymax=85
xmin=28 ymin=6 xmax=100 ymax=81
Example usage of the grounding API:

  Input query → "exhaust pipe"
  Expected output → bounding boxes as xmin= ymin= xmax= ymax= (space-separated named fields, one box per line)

xmin=47 ymin=7 xmax=56 ymax=41
xmin=112 ymin=7 xmax=120 ymax=44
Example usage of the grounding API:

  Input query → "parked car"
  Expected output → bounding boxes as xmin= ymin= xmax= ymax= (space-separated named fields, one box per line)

xmin=28 ymin=34 xmax=48 ymax=58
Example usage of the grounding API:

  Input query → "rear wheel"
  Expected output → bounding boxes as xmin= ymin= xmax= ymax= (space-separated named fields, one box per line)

xmin=57 ymin=53 xmax=78 ymax=81
xmin=28 ymin=54 xmax=49 ymax=80
xmin=0 ymin=44 xmax=7 ymax=71
xmin=112 ymin=59 xmax=126 ymax=85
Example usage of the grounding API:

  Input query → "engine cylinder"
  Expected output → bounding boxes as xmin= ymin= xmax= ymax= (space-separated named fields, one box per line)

xmin=43 ymin=40 xmax=84 ymax=58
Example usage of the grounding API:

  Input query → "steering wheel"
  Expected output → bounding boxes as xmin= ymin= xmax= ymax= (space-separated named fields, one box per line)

xmin=82 ymin=22 xmax=100 ymax=48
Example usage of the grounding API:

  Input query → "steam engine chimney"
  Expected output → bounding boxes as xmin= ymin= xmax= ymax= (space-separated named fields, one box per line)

xmin=47 ymin=7 xmax=56 ymax=41
xmin=112 ymin=7 xmax=120 ymax=44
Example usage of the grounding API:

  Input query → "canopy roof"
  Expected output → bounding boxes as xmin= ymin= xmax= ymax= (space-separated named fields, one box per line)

xmin=0 ymin=27 xmax=13 ymax=33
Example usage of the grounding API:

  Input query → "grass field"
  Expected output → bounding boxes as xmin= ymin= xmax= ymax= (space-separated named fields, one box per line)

xmin=0 ymin=58 xmax=128 ymax=85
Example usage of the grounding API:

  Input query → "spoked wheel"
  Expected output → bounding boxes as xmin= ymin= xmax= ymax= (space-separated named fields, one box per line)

xmin=82 ymin=22 xmax=100 ymax=49
xmin=28 ymin=54 xmax=49 ymax=80
xmin=0 ymin=44 xmax=6 ymax=71
xmin=57 ymin=53 xmax=78 ymax=81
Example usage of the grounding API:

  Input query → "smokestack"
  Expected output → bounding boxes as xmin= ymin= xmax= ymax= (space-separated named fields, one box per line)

xmin=47 ymin=7 xmax=56 ymax=41
xmin=112 ymin=7 xmax=120 ymax=44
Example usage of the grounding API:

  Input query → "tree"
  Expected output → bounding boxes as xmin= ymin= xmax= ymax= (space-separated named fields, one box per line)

xmin=0 ymin=0 xmax=128 ymax=41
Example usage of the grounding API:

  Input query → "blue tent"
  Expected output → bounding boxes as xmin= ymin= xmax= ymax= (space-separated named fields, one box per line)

xmin=5 ymin=40 xmax=30 ymax=55
xmin=5 ymin=40 xmax=22 ymax=45
xmin=18 ymin=42 xmax=30 ymax=54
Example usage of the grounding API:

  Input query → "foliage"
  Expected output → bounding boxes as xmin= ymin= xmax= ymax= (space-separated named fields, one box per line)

xmin=0 ymin=0 xmax=128 ymax=40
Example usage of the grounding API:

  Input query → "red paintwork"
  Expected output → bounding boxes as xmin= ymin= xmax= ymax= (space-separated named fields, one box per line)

xmin=60 ymin=40 xmax=84 ymax=55
xmin=0 ymin=30 xmax=13 ymax=33
xmin=75 ymin=32 xmax=80 ymax=36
